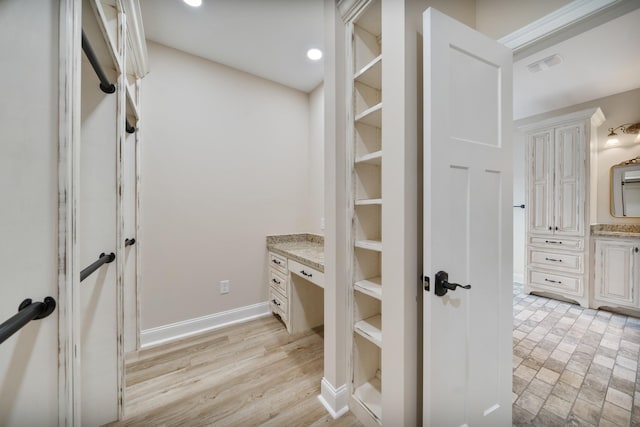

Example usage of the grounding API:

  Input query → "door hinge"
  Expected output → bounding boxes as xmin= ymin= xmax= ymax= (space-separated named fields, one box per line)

xmin=422 ymin=275 xmax=430 ymax=291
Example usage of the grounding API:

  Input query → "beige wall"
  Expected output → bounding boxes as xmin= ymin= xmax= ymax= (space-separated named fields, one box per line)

xmin=475 ymin=0 xmax=573 ymax=39
xmin=0 ymin=0 xmax=60 ymax=424
xmin=140 ymin=42 xmax=316 ymax=330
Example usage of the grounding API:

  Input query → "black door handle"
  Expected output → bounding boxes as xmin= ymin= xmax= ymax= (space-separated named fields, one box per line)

xmin=434 ymin=270 xmax=471 ymax=297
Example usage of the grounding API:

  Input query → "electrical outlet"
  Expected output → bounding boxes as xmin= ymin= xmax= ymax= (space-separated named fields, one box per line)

xmin=220 ymin=280 xmax=230 ymax=295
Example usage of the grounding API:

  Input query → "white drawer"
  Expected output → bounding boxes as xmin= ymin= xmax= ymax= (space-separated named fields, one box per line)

xmin=529 ymin=236 xmax=584 ymax=250
xmin=269 ymin=252 xmax=288 ymax=274
xmin=528 ymin=269 xmax=582 ymax=296
xmin=288 ymin=259 xmax=324 ymax=288
xmin=269 ymin=268 xmax=287 ymax=295
xmin=270 ymin=286 xmax=288 ymax=321
xmin=529 ymin=249 xmax=583 ymax=273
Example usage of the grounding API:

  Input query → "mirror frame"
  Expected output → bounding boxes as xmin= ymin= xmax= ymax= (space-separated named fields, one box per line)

xmin=610 ymin=156 xmax=640 ymax=218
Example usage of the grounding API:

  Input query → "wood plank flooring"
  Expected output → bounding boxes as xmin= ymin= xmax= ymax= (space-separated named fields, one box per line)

xmin=108 ymin=316 xmax=362 ymax=427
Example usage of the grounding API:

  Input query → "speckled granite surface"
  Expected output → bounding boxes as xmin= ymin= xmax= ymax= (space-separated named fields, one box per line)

xmin=267 ymin=234 xmax=324 ymax=272
xmin=591 ymin=224 xmax=640 ymax=237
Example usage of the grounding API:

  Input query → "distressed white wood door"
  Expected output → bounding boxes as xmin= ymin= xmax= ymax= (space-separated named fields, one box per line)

xmin=423 ymin=8 xmax=513 ymax=427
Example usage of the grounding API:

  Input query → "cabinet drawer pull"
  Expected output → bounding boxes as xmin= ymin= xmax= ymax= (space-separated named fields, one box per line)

xmin=636 ymin=247 xmax=638 ymax=253
xmin=271 ymin=299 xmax=281 ymax=307
xmin=545 ymin=257 xmax=562 ymax=262
xmin=545 ymin=240 xmax=562 ymax=244
xmin=544 ymin=278 xmax=562 ymax=284
xmin=272 ymin=278 xmax=281 ymax=285
xmin=301 ymin=270 xmax=313 ymax=278
xmin=272 ymin=259 xmax=282 ymax=266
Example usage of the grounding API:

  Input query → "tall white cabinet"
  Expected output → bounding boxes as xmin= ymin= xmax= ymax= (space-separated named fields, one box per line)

xmin=522 ymin=108 xmax=604 ymax=307
xmin=344 ymin=0 xmax=384 ymax=423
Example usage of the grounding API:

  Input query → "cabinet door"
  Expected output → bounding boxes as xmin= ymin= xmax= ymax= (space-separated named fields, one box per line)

xmin=527 ymin=131 xmax=553 ymax=234
xmin=554 ymin=124 xmax=584 ymax=236
xmin=594 ymin=239 xmax=637 ymax=306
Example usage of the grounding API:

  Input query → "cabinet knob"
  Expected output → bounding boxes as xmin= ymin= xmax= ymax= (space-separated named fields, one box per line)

xmin=549 ymin=226 xmax=552 ymax=231
xmin=555 ymin=226 xmax=559 ymax=231
xmin=635 ymin=247 xmax=638 ymax=253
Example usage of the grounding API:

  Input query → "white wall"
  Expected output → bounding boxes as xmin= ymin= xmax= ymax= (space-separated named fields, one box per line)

xmin=0 ymin=0 xmax=59 ymax=424
xmin=140 ymin=42 xmax=316 ymax=331
xmin=308 ymin=83 xmax=325 ymax=234
xmin=513 ymin=87 xmax=640 ymax=281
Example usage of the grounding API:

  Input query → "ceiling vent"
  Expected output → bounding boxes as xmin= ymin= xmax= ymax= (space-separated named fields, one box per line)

xmin=527 ymin=54 xmax=563 ymax=73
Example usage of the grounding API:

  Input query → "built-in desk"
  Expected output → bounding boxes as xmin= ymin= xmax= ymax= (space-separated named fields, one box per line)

xmin=267 ymin=234 xmax=324 ymax=334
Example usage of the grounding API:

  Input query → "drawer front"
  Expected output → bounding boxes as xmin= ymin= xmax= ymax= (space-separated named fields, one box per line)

xmin=270 ymin=286 xmax=288 ymax=321
xmin=529 ymin=236 xmax=584 ymax=251
xmin=528 ymin=269 xmax=582 ymax=296
xmin=269 ymin=252 xmax=288 ymax=274
xmin=529 ymin=249 xmax=583 ymax=273
xmin=288 ymin=259 xmax=324 ymax=288
xmin=269 ymin=268 xmax=287 ymax=295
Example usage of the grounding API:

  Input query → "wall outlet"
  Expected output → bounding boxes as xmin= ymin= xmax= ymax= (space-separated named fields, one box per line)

xmin=320 ymin=217 xmax=325 ymax=230
xmin=220 ymin=280 xmax=230 ymax=295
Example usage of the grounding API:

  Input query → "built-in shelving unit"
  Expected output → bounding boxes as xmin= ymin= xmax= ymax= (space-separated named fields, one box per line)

xmin=348 ymin=0 xmax=383 ymax=424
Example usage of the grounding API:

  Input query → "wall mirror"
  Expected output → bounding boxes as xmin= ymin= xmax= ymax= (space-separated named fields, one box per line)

xmin=611 ymin=157 xmax=640 ymax=217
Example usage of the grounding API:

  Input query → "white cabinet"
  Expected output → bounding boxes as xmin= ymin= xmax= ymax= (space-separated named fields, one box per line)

xmin=527 ymin=124 xmax=584 ymax=236
xmin=522 ymin=108 xmax=604 ymax=307
xmin=593 ymin=238 xmax=639 ymax=309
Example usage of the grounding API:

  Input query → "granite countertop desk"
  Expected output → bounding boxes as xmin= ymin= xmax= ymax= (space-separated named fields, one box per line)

xmin=266 ymin=234 xmax=324 ymax=272
xmin=591 ymin=224 xmax=640 ymax=238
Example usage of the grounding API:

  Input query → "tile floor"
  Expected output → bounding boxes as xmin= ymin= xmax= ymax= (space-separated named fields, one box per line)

xmin=512 ymin=284 xmax=640 ymax=426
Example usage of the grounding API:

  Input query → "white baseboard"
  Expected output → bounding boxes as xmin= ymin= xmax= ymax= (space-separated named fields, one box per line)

xmin=513 ymin=272 xmax=525 ymax=285
xmin=318 ymin=377 xmax=349 ymax=419
xmin=140 ymin=302 xmax=271 ymax=348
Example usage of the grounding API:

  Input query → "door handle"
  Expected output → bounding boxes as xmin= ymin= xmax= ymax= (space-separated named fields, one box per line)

xmin=434 ymin=271 xmax=471 ymax=297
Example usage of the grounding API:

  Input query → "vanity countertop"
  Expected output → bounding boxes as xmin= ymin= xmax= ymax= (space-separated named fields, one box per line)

xmin=267 ymin=233 xmax=324 ymax=272
xmin=591 ymin=224 xmax=640 ymax=238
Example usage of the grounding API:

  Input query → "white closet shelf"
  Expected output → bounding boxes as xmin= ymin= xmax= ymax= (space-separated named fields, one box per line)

xmin=355 ymin=240 xmax=382 ymax=252
xmin=353 ymin=376 xmax=382 ymax=422
xmin=355 ymin=103 xmax=382 ymax=128
xmin=355 ymin=314 xmax=382 ymax=347
xmin=126 ymin=83 xmax=139 ymax=119
xmin=354 ymin=277 xmax=382 ymax=300
xmin=89 ymin=0 xmax=123 ymax=74
xmin=355 ymin=198 xmax=382 ymax=206
xmin=355 ymin=150 xmax=382 ymax=166
xmin=354 ymin=54 xmax=382 ymax=90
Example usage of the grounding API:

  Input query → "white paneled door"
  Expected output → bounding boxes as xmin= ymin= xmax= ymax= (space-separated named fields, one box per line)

xmin=423 ymin=8 xmax=513 ymax=427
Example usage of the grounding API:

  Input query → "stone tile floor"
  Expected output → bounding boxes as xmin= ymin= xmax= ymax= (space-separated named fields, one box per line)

xmin=512 ymin=284 xmax=640 ymax=426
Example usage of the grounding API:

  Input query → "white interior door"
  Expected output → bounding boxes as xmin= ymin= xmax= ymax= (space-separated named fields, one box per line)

xmin=423 ymin=8 xmax=513 ymax=427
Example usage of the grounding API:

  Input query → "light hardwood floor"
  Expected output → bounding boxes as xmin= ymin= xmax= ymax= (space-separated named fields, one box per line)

xmin=108 ymin=316 xmax=362 ymax=427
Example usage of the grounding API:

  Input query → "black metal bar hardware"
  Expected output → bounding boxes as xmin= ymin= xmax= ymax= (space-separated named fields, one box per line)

xmin=81 ymin=30 xmax=136 ymax=135
xmin=0 ymin=297 xmax=56 ymax=345
xmin=81 ymin=30 xmax=115 ymax=94
xmin=80 ymin=252 xmax=115 ymax=282
xmin=300 ymin=270 xmax=313 ymax=278
xmin=513 ymin=204 xmax=525 ymax=208
xmin=125 ymin=120 xmax=136 ymax=134
xmin=434 ymin=270 xmax=471 ymax=297
xmin=124 ymin=238 xmax=136 ymax=247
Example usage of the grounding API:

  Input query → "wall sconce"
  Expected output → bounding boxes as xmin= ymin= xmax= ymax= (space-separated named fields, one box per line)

xmin=607 ymin=122 xmax=640 ymax=145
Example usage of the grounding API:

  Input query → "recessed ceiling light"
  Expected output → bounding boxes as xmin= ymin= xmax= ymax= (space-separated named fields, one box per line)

xmin=183 ymin=0 xmax=202 ymax=7
xmin=307 ymin=48 xmax=323 ymax=61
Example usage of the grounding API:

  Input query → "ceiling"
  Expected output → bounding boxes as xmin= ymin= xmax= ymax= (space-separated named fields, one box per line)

xmin=513 ymin=7 xmax=640 ymax=119
xmin=139 ymin=1 xmax=640 ymax=116
xmin=139 ymin=0 xmax=324 ymax=93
